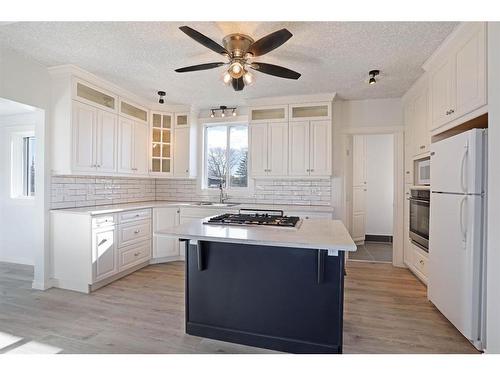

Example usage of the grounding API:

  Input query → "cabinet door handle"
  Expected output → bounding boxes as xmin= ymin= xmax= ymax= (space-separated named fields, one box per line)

xmin=420 ymin=145 xmax=425 ymax=149
xmin=98 ymin=239 xmax=107 ymax=246
xmin=134 ymin=252 xmax=140 ymax=257
xmin=450 ymin=109 xmax=455 ymax=114
xmin=419 ymin=259 xmax=424 ymax=265
xmin=317 ymin=249 xmax=327 ymax=284
xmin=406 ymin=171 xmax=410 ymax=174
xmin=310 ymin=169 xmax=314 ymax=172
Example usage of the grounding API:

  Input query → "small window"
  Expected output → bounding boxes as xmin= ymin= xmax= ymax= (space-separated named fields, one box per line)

xmin=204 ymin=124 xmax=248 ymax=190
xmin=10 ymin=131 xmax=35 ymax=199
xmin=23 ymin=137 xmax=36 ymax=197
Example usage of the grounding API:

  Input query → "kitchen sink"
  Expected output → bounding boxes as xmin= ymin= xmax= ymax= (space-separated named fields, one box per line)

xmin=191 ymin=202 xmax=239 ymax=207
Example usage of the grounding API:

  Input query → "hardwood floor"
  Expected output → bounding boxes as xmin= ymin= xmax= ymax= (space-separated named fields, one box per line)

xmin=0 ymin=260 xmax=478 ymax=354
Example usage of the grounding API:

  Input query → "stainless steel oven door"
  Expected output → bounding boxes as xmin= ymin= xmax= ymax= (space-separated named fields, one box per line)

xmin=409 ymin=197 xmax=430 ymax=251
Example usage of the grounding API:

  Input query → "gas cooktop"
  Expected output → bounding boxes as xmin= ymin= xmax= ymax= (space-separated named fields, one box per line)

xmin=204 ymin=209 xmax=301 ymax=228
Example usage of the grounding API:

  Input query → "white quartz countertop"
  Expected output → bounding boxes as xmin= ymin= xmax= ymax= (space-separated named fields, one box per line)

xmin=50 ymin=200 xmax=335 ymax=216
xmin=156 ymin=218 xmax=357 ymax=253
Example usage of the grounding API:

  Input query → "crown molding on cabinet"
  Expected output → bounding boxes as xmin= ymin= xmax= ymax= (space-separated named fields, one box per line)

xmin=245 ymin=92 xmax=336 ymax=107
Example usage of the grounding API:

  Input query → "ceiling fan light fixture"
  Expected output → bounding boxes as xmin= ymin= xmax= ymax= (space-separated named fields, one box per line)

xmin=243 ymin=70 xmax=255 ymax=86
xmin=222 ymin=71 xmax=232 ymax=86
xmin=229 ymin=61 xmax=244 ymax=79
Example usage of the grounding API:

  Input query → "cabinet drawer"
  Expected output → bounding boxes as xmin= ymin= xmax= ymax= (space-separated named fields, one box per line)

xmin=92 ymin=215 xmax=116 ymax=228
xmin=119 ymin=241 xmax=151 ymax=271
xmin=413 ymin=249 xmax=428 ymax=276
xmin=118 ymin=209 xmax=151 ymax=224
xmin=118 ymin=220 xmax=151 ymax=248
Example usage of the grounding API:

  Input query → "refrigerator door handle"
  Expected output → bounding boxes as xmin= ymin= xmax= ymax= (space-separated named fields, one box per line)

xmin=460 ymin=143 xmax=469 ymax=193
xmin=459 ymin=196 xmax=467 ymax=246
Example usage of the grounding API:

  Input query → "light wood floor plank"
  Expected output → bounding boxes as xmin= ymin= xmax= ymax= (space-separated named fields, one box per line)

xmin=0 ymin=261 xmax=479 ymax=354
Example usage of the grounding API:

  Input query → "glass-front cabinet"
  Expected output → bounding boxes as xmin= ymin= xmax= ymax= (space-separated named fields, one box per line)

xmin=150 ymin=112 xmax=173 ymax=176
xmin=74 ymin=80 xmax=117 ymax=112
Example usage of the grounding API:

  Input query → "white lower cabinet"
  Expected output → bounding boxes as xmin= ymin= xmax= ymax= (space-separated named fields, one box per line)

xmin=153 ymin=207 xmax=181 ymax=260
xmin=51 ymin=209 xmax=152 ymax=293
xmin=92 ymin=226 xmax=118 ymax=282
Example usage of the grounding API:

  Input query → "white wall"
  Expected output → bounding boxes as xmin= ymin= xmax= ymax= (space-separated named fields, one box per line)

xmin=486 ymin=22 xmax=500 ymax=354
xmin=0 ymin=113 xmax=37 ymax=265
xmin=338 ymin=98 xmax=404 ymax=130
xmin=365 ymin=134 xmax=394 ymax=236
xmin=0 ymin=46 xmax=51 ymax=288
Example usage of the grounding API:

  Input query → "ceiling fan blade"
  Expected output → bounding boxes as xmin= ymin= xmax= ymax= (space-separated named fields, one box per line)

xmin=232 ymin=77 xmax=245 ymax=91
xmin=250 ymin=62 xmax=301 ymax=80
xmin=175 ymin=62 xmax=226 ymax=73
xmin=179 ymin=26 xmax=229 ymax=56
xmin=246 ymin=29 xmax=293 ymax=57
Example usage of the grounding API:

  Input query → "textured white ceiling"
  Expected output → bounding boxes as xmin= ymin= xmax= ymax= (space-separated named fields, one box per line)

xmin=0 ymin=22 xmax=457 ymax=108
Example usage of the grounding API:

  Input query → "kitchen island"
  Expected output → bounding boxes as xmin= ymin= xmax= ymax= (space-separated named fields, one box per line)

xmin=157 ymin=216 xmax=356 ymax=354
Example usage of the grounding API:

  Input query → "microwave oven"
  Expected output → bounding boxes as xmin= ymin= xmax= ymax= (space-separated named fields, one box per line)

xmin=414 ymin=157 xmax=430 ymax=185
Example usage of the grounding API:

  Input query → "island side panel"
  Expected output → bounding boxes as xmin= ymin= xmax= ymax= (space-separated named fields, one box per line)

xmin=185 ymin=240 xmax=345 ymax=354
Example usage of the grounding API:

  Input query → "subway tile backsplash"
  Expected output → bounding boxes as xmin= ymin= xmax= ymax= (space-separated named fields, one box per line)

xmin=51 ymin=176 xmax=332 ymax=209
xmin=50 ymin=176 xmax=155 ymax=209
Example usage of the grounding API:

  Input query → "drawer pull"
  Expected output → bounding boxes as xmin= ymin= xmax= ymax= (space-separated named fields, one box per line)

xmin=419 ymin=260 xmax=424 ymax=265
xmin=134 ymin=230 xmax=140 ymax=234
xmin=98 ymin=239 xmax=108 ymax=246
xmin=134 ymin=252 xmax=140 ymax=257
xmin=135 ymin=214 xmax=140 ymax=217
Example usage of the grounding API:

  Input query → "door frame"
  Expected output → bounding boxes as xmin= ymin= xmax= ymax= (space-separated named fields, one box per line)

xmin=344 ymin=126 xmax=405 ymax=267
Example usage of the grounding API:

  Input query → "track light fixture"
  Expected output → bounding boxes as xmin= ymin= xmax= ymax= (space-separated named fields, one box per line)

xmin=368 ymin=70 xmax=380 ymax=85
xmin=157 ymin=90 xmax=166 ymax=104
xmin=209 ymin=105 xmax=237 ymax=118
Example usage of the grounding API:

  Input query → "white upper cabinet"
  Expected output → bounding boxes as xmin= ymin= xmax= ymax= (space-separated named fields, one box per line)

xmin=150 ymin=112 xmax=173 ymax=176
xmin=250 ymin=105 xmax=288 ymax=123
xmin=173 ymin=127 xmax=190 ymax=177
xmin=74 ymin=80 xmax=117 ymax=113
xmin=249 ymin=122 xmax=288 ymax=177
xmin=118 ymin=117 xmax=148 ymax=176
xmin=289 ymin=119 xmax=332 ymax=177
xmin=428 ymin=22 xmax=487 ymax=131
xmin=96 ymin=110 xmax=118 ymax=173
xmin=72 ymin=101 xmax=98 ymax=172
xmin=289 ymin=102 xmax=331 ymax=121
xmin=289 ymin=121 xmax=310 ymax=176
xmin=72 ymin=100 xmax=118 ymax=174
xmin=120 ymin=100 xmax=148 ymax=123
xmin=412 ymin=86 xmax=430 ymax=156
xmin=309 ymin=120 xmax=331 ymax=176
xmin=174 ymin=113 xmax=189 ymax=127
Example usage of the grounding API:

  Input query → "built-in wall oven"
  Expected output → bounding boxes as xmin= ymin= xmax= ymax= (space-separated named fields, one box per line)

xmin=408 ymin=188 xmax=430 ymax=252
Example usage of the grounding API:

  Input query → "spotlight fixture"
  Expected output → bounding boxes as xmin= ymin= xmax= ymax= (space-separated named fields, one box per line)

xmin=368 ymin=70 xmax=380 ymax=85
xmin=210 ymin=105 xmax=237 ymax=118
xmin=157 ymin=90 xmax=166 ymax=104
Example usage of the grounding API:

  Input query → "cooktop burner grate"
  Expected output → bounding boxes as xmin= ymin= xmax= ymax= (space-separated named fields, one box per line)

xmin=204 ymin=209 xmax=301 ymax=228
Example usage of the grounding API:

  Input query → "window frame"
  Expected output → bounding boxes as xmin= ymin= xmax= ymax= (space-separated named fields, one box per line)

xmin=201 ymin=122 xmax=252 ymax=195
xmin=10 ymin=129 xmax=36 ymax=200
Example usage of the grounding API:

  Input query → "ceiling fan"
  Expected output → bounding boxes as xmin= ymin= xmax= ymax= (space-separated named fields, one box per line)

xmin=175 ymin=26 xmax=301 ymax=91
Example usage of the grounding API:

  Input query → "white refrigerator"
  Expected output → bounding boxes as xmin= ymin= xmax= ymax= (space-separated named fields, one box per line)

xmin=428 ymin=128 xmax=487 ymax=350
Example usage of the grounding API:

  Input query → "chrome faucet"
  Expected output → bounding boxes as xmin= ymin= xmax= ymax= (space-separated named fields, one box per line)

xmin=219 ymin=182 xmax=228 ymax=203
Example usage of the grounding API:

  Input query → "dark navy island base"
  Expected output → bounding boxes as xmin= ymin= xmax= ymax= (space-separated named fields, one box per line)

xmin=183 ymin=240 xmax=346 ymax=354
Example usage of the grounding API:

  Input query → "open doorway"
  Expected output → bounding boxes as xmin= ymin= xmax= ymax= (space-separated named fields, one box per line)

xmin=349 ymin=133 xmax=394 ymax=263
xmin=0 ymin=97 xmax=45 ymax=286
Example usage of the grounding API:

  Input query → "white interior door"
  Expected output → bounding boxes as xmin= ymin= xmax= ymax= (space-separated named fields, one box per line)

xmin=289 ymin=121 xmax=309 ymax=176
xmin=352 ymin=135 xmax=367 ymax=242
xmin=352 ymin=186 xmax=366 ymax=242
xmin=268 ymin=122 xmax=288 ymax=176
xmin=428 ymin=192 xmax=477 ymax=339
xmin=133 ymin=121 xmax=149 ymax=175
xmin=309 ymin=120 xmax=331 ymax=176
xmin=173 ymin=127 xmax=190 ymax=177
xmin=249 ymin=123 xmax=268 ymax=177
xmin=96 ymin=110 xmax=117 ymax=173
xmin=72 ymin=101 xmax=97 ymax=172
xmin=118 ymin=117 xmax=134 ymax=174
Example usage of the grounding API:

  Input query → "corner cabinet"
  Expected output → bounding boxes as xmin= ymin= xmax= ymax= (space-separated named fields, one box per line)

xmin=289 ymin=102 xmax=332 ymax=177
xmin=150 ymin=112 xmax=173 ymax=176
xmin=428 ymin=22 xmax=487 ymax=132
